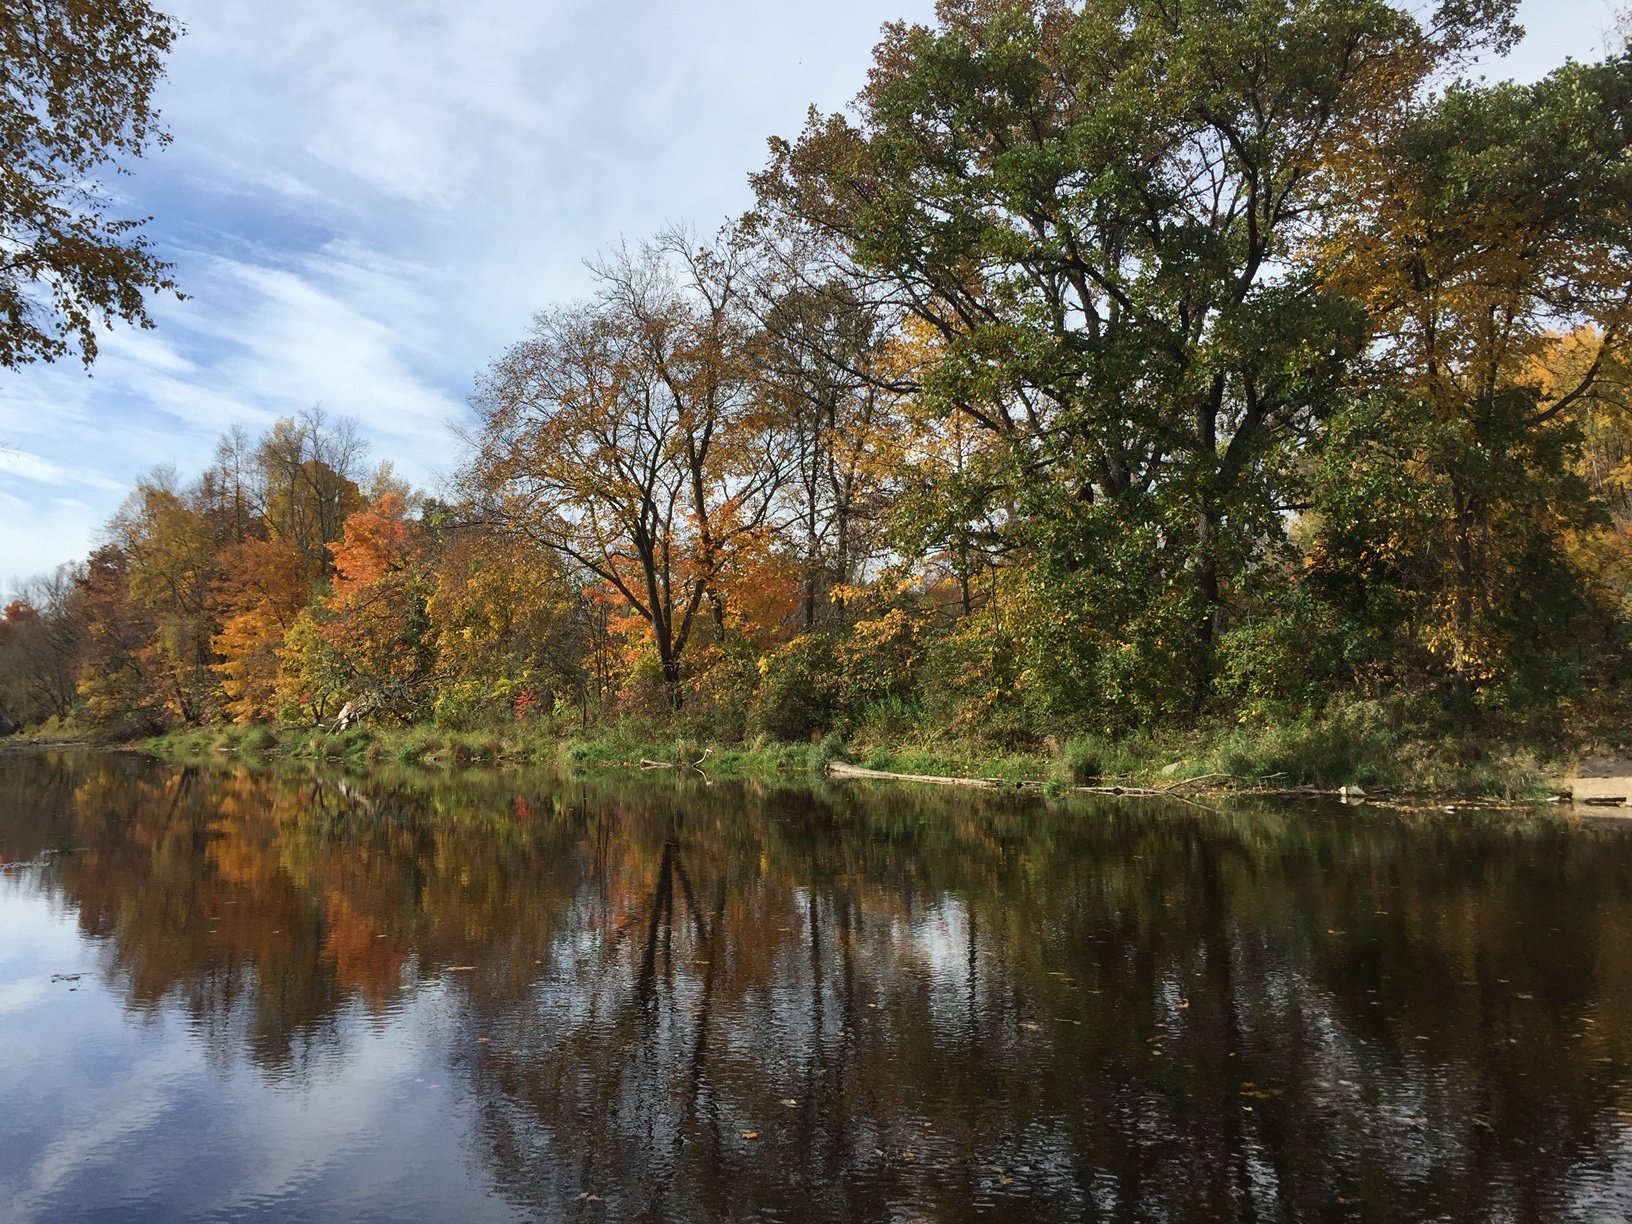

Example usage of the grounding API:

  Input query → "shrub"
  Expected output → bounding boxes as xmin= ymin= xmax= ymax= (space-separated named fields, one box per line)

xmin=755 ymin=634 xmax=840 ymax=742
xmin=809 ymin=731 xmax=847 ymax=773
xmin=1055 ymin=735 xmax=1104 ymax=784
xmin=1211 ymin=699 xmax=1398 ymax=788
xmin=241 ymin=724 xmax=278 ymax=752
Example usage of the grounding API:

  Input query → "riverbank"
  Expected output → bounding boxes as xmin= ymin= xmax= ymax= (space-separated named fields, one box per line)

xmin=118 ymin=700 xmax=1606 ymax=804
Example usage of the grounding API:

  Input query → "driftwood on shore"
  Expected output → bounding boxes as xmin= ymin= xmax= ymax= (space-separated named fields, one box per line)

xmin=825 ymin=761 xmax=1014 ymax=789
xmin=825 ymin=759 xmax=1183 ymax=798
xmin=641 ymin=749 xmax=713 ymax=776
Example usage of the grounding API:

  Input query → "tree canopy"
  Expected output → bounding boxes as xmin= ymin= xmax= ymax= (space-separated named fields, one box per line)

xmin=0 ymin=0 xmax=182 ymax=369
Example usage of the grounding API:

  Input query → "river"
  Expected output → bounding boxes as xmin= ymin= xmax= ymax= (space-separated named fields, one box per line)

xmin=2 ymin=748 xmax=1630 ymax=1221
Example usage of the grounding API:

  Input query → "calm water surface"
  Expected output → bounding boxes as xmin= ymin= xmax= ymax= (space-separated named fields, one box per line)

xmin=3 ymin=748 xmax=1632 ymax=1221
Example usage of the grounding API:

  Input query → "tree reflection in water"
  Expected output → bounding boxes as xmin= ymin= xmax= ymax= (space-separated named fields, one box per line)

xmin=4 ymin=748 xmax=1632 ymax=1220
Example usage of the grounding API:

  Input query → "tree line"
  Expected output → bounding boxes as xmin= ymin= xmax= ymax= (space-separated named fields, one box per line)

xmin=6 ymin=0 xmax=1632 ymax=748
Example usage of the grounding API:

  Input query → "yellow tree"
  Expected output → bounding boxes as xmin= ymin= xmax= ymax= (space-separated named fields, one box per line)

xmin=210 ymin=538 xmax=318 ymax=723
xmin=427 ymin=524 xmax=589 ymax=725
xmin=1322 ymin=53 xmax=1632 ymax=694
xmin=257 ymin=408 xmax=368 ymax=574
xmin=110 ymin=475 xmax=222 ymax=722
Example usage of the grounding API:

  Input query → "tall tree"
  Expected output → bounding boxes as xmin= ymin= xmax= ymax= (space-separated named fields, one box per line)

xmin=1 ymin=0 xmax=182 ymax=368
xmin=257 ymin=407 xmax=368 ymax=572
xmin=316 ymin=493 xmax=435 ymax=719
xmin=210 ymin=538 xmax=318 ymax=724
xmin=751 ymin=269 xmax=906 ymax=629
xmin=111 ymin=473 xmax=222 ymax=723
xmin=753 ymin=0 xmax=1519 ymax=714
xmin=75 ymin=544 xmax=163 ymax=731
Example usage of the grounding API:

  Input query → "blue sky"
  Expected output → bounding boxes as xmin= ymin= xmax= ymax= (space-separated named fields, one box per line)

xmin=0 ymin=0 xmax=1624 ymax=597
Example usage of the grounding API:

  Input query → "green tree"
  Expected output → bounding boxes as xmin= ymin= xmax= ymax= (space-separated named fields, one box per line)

xmin=1 ymin=0 xmax=182 ymax=368
xmin=753 ymin=0 xmax=1518 ymax=717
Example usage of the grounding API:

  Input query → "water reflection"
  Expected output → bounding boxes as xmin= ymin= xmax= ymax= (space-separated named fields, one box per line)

xmin=3 ymin=748 xmax=1632 ymax=1220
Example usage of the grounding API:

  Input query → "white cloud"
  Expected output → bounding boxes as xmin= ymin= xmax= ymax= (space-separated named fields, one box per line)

xmin=0 ymin=450 xmax=124 ymax=491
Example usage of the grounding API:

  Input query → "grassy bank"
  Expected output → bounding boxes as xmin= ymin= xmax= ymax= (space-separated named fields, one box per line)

xmin=137 ymin=720 xmax=841 ymax=779
xmin=844 ymin=724 xmax=1553 ymax=800
xmin=126 ymin=696 xmax=1589 ymax=801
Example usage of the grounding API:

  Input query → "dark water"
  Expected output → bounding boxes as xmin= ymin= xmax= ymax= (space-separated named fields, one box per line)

xmin=3 ymin=751 xmax=1632 ymax=1222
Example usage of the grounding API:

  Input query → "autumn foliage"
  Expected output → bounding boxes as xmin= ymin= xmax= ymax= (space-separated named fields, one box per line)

xmin=7 ymin=2 xmax=1632 ymax=748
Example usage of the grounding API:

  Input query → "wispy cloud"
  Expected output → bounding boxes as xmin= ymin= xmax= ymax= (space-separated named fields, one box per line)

xmin=0 ymin=450 xmax=126 ymax=491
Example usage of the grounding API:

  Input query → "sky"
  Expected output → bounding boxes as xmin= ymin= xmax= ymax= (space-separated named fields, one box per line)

xmin=0 ymin=0 xmax=1625 ymax=598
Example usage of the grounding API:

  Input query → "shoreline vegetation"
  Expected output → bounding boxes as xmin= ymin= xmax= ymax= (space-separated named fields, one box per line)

xmin=36 ymin=704 xmax=1611 ymax=805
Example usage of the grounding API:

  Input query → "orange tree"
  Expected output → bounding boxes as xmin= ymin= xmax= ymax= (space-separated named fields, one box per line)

xmin=468 ymin=233 xmax=785 ymax=708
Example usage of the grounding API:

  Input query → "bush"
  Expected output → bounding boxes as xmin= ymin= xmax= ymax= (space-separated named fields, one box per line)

xmin=919 ymin=608 xmax=1043 ymax=744
xmin=1211 ymin=699 xmax=1398 ymax=788
xmin=851 ymin=694 xmax=922 ymax=744
xmin=809 ymin=731 xmax=847 ymax=773
xmin=684 ymin=645 xmax=758 ymax=743
xmin=1055 ymin=735 xmax=1104 ymax=784
xmin=755 ymin=634 xmax=840 ymax=742
xmin=241 ymin=724 xmax=278 ymax=752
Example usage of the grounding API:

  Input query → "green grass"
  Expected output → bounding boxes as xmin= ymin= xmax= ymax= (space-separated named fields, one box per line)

xmin=126 ymin=699 xmax=1565 ymax=801
xmin=1045 ymin=704 xmax=1557 ymax=799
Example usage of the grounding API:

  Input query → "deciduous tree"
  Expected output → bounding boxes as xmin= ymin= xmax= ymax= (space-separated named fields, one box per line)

xmin=470 ymin=234 xmax=783 ymax=706
xmin=1 ymin=0 xmax=183 ymax=368
xmin=316 ymin=493 xmax=434 ymax=719
xmin=753 ymin=0 xmax=1518 ymax=713
xmin=1317 ymin=52 xmax=1632 ymax=699
xmin=211 ymin=539 xmax=318 ymax=723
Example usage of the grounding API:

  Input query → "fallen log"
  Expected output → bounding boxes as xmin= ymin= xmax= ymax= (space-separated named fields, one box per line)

xmin=824 ymin=760 xmax=1211 ymax=808
xmin=826 ymin=761 xmax=1010 ymax=789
